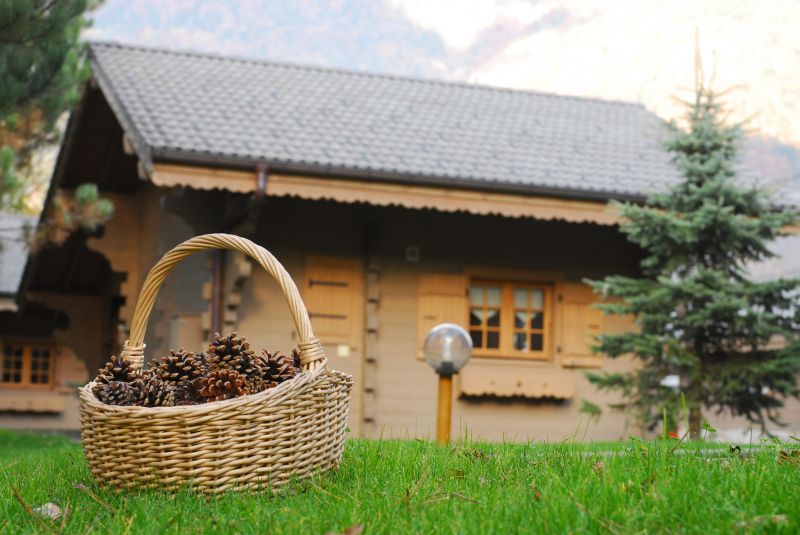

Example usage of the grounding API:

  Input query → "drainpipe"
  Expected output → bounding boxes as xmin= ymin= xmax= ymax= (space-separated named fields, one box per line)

xmin=256 ymin=164 xmax=268 ymax=197
xmin=210 ymin=164 xmax=268 ymax=334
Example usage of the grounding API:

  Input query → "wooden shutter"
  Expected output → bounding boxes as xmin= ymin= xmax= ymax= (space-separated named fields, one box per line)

xmin=416 ymin=273 xmax=468 ymax=359
xmin=304 ymin=256 xmax=363 ymax=345
xmin=556 ymin=282 xmax=604 ymax=368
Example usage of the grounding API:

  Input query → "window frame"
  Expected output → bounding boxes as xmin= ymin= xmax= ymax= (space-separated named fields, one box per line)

xmin=0 ymin=340 xmax=56 ymax=389
xmin=467 ymin=280 xmax=553 ymax=361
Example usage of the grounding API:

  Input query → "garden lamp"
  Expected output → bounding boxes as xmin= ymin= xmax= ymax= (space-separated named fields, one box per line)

xmin=423 ymin=323 xmax=472 ymax=444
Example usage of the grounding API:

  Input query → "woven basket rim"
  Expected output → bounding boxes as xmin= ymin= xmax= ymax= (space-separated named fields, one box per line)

xmin=80 ymin=359 xmax=330 ymax=415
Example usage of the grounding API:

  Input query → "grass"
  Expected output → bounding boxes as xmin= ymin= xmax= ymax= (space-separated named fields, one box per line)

xmin=1 ymin=430 xmax=799 ymax=534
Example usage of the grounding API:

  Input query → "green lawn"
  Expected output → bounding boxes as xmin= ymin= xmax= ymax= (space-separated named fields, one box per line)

xmin=1 ymin=430 xmax=799 ymax=534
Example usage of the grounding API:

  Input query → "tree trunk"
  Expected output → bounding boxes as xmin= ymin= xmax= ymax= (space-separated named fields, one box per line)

xmin=688 ymin=406 xmax=702 ymax=440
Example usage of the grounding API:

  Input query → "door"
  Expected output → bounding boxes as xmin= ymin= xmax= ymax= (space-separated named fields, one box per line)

xmin=304 ymin=255 xmax=365 ymax=435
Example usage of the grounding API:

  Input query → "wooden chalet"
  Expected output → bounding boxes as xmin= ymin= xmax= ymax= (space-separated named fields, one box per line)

xmin=5 ymin=42 xmax=786 ymax=440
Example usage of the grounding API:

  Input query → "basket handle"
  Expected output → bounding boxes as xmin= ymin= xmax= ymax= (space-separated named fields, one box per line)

xmin=119 ymin=233 xmax=325 ymax=372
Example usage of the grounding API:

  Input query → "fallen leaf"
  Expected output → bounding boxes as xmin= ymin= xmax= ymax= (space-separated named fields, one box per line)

xmin=778 ymin=450 xmax=800 ymax=465
xmin=325 ymin=524 xmax=364 ymax=535
xmin=529 ymin=482 xmax=542 ymax=501
xmin=467 ymin=448 xmax=491 ymax=460
xmin=448 ymin=468 xmax=466 ymax=479
xmin=32 ymin=503 xmax=62 ymax=520
xmin=735 ymin=514 xmax=788 ymax=530
xmin=592 ymin=461 xmax=605 ymax=474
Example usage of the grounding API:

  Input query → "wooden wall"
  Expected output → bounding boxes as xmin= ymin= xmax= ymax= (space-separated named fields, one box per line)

xmin=223 ymin=196 xmax=643 ymax=441
xmin=19 ymin=190 xmax=799 ymax=439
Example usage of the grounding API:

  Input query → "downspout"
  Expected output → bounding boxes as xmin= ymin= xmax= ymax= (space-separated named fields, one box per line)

xmin=256 ymin=163 xmax=268 ymax=197
xmin=210 ymin=164 xmax=268 ymax=333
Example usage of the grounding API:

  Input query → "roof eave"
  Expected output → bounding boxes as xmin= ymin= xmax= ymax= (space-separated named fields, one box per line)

xmin=150 ymin=146 xmax=647 ymax=205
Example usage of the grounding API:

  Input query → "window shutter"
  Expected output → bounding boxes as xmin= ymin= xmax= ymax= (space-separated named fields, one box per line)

xmin=304 ymin=256 xmax=362 ymax=344
xmin=417 ymin=273 xmax=468 ymax=359
xmin=556 ymin=282 xmax=604 ymax=368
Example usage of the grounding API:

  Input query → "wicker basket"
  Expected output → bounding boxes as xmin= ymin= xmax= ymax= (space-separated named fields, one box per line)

xmin=79 ymin=234 xmax=353 ymax=494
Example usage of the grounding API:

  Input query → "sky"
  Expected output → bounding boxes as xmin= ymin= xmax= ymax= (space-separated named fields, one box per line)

xmin=87 ymin=0 xmax=800 ymax=273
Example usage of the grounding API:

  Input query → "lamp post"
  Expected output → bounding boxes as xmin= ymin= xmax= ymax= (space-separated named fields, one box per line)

xmin=423 ymin=323 xmax=472 ymax=445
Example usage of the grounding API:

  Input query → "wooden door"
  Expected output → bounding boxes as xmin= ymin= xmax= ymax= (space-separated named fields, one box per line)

xmin=304 ymin=255 xmax=365 ymax=435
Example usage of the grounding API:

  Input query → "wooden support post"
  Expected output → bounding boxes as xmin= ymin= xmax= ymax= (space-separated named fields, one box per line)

xmin=436 ymin=374 xmax=453 ymax=445
xmin=210 ymin=250 xmax=226 ymax=334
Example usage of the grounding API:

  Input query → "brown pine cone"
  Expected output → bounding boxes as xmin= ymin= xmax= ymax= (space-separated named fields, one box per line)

xmin=92 ymin=380 xmax=146 ymax=406
xmin=198 ymin=369 xmax=249 ymax=402
xmin=207 ymin=332 xmax=255 ymax=369
xmin=140 ymin=369 xmax=176 ymax=407
xmin=151 ymin=349 xmax=207 ymax=383
xmin=172 ymin=378 xmax=204 ymax=406
xmin=261 ymin=349 xmax=301 ymax=384
xmin=246 ymin=375 xmax=278 ymax=395
xmin=95 ymin=355 xmax=137 ymax=384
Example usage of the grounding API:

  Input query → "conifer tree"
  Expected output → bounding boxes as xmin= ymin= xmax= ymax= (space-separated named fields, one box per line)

xmin=1 ymin=1 xmax=113 ymax=245
xmin=1 ymin=0 xmax=96 ymax=210
xmin=587 ymin=74 xmax=800 ymax=438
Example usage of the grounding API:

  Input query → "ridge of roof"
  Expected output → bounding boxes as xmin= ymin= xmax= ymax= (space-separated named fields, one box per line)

xmin=88 ymin=41 xmax=646 ymax=111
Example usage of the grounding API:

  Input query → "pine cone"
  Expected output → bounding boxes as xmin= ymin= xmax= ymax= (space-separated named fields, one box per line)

xmin=198 ymin=369 xmax=249 ymax=402
xmin=207 ymin=332 xmax=256 ymax=372
xmin=172 ymin=378 xmax=204 ymax=406
xmin=92 ymin=381 xmax=146 ymax=406
xmin=246 ymin=375 xmax=278 ymax=395
xmin=140 ymin=370 xmax=175 ymax=407
xmin=261 ymin=349 xmax=301 ymax=385
xmin=96 ymin=355 xmax=137 ymax=384
xmin=151 ymin=349 xmax=207 ymax=383
xmin=206 ymin=332 xmax=267 ymax=393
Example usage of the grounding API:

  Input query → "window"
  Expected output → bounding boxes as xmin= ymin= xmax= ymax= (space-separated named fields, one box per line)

xmin=1 ymin=342 xmax=55 ymax=387
xmin=468 ymin=282 xmax=551 ymax=359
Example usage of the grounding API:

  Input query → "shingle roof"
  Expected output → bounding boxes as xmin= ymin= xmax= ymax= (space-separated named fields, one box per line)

xmin=89 ymin=42 xmax=682 ymax=201
xmin=0 ymin=212 xmax=34 ymax=296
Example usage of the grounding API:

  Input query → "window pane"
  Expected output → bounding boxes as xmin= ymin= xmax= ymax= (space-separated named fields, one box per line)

xmin=514 ymin=288 xmax=529 ymax=308
xmin=469 ymin=309 xmax=483 ymax=326
xmin=30 ymin=347 xmax=52 ymax=384
xmin=531 ymin=290 xmax=544 ymax=309
xmin=487 ymin=331 xmax=500 ymax=349
xmin=14 ymin=360 xmax=21 ymax=369
xmin=12 ymin=373 xmax=21 ymax=382
xmin=470 ymin=330 xmax=483 ymax=348
xmin=514 ymin=311 xmax=527 ymax=328
xmin=531 ymin=334 xmax=544 ymax=351
xmin=487 ymin=309 xmax=501 ymax=327
xmin=514 ymin=332 xmax=527 ymax=350
xmin=530 ymin=312 xmax=544 ymax=329
xmin=487 ymin=287 xmax=501 ymax=306
xmin=469 ymin=286 xmax=485 ymax=305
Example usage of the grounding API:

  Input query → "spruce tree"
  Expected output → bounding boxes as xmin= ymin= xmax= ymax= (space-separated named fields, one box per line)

xmin=1 ymin=1 xmax=113 ymax=247
xmin=587 ymin=79 xmax=800 ymax=438
xmin=0 ymin=0 xmax=98 ymax=210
